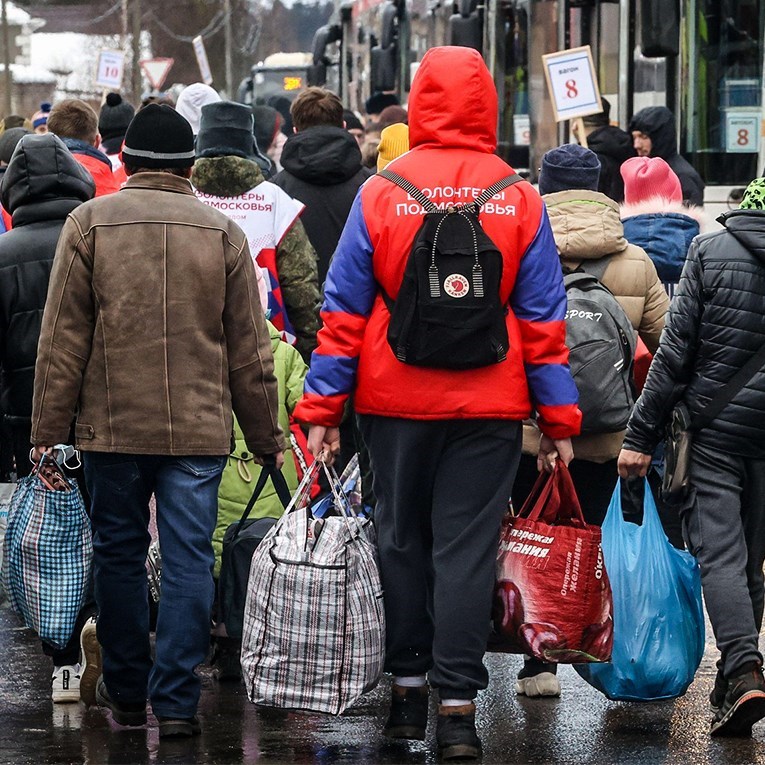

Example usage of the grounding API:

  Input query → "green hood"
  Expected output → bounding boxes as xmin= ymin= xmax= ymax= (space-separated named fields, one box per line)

xmin=192 ymin=155 xmax=265 ymax=197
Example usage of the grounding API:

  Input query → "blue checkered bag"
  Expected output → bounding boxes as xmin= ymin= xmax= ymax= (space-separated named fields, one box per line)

xmin=1 ymin=465 xmax=91 ymax=649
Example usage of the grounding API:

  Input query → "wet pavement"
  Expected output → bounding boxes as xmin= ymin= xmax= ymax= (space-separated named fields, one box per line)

xmin=1 ymin=603 xmax=763 ymax=765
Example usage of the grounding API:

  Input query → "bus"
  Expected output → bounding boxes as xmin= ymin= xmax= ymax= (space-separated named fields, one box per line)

xmin=309 ymin=0 xmax=764 ymax=215
xmin=236 ymin=52 xmax=314 ymax=106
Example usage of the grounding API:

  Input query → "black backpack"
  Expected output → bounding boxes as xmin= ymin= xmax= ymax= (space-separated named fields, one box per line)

xmin=378 ymin=169 xmax=523 ymax=370
xmin=563 ymin=261 xmax=636 ymax=434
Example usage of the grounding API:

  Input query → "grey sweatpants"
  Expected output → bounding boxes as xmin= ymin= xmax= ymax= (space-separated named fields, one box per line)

xmin=683 ymin=440 xmax=765 ymax=677
xmin=357 ymin=415 xmax=521 ymax=699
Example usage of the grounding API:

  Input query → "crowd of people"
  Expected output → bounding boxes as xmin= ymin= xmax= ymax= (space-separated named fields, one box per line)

xmin=1 ymin=42 xmax=764 ymax=760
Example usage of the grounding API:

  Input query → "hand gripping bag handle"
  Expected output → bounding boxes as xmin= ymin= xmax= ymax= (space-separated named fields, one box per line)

xmin=519 ymin=462 xmax=587 ymax=527
xmin=602 ymin=476 xmax=666 ymax=550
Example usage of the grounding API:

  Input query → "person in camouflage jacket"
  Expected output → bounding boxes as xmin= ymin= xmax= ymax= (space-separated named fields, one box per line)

xmin=192 ymin=102 xmax=321 ymax=362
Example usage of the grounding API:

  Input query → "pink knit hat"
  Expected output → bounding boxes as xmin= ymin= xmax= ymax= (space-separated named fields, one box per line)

xmin=621 ymin=156 xmax=682 ymax=205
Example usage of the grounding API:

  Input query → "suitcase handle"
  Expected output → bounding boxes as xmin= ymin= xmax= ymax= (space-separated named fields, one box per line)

xmin=230 ymin=463 xmax=292 ymax=541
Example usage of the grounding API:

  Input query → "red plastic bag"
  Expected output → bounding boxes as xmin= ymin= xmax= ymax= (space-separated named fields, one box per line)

xmin=633 ymin=336 xmax=653 ymax=394
xmin=490 ymin=462 xmax=613 ymax=663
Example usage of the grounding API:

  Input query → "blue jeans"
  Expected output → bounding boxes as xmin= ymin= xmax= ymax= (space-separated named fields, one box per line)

xmin=83 ymin=453 xmax=226 ymax=719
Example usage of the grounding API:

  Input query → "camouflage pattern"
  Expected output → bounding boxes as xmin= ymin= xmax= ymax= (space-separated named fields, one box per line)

xmin=192 ymin=156 xmax=322 ymax=362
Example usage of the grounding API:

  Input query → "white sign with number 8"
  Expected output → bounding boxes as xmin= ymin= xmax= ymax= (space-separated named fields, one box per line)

xmin=725 ymin=112 xmax=760 ymax=154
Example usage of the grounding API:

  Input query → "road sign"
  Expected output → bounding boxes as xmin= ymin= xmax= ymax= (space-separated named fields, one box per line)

xmin=95 ymin=50 xmax=125 ymax=90
xmin=542 ymin=45 xmax=602 ymax=123
xmin=192 ymin=36 xmax=213 ymax=86
xmin=140 ymin=58 xmax=175 ymax=91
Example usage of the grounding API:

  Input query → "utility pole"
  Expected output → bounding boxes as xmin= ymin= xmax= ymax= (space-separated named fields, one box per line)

xmin=131 ymin=0 xmax=142 ymax=101
xmin=1 ymin=0 xmax=12 ymax=114
xmin=224 ymin=0 xmax=233 ymax=98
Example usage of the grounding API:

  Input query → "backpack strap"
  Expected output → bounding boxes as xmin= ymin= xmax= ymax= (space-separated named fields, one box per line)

xmin=378 ymin=169 xmax=438 ymax=213
xmin=474 ymin=173 xmax=525 ymax=209
xmin=577 ymin=255 xmax=612 ymax=283
xmin=691 ymin=342 xmax=765 ymax=432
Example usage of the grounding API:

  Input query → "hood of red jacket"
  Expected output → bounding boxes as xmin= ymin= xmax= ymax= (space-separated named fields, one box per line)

xmin=408 ymin=46 xmax=497 ymax=153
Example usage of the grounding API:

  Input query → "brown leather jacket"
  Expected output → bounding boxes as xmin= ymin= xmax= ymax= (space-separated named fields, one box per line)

xmin=31 ymin=172 xmax=285 ymax=457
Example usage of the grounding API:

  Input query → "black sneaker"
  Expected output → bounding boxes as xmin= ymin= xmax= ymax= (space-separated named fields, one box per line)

xmin=211 ymin=639 xmax=242 ymax=683
xmin=710 ymin=664 xmax=765 ymax=737
xmin=436 ymin=703 xmax=481 ymax=761
xmin=383 ymin=684 xmax=429 ymax=740
xmin=709 ymin=666 xmax=726 ymax=712
xmin=95 ymin=678 xmax=147 ymax=726
xmin=157 ymin=716 xmax=202 ymax=739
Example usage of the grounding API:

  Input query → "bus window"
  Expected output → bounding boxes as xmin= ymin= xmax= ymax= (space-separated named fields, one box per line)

xmin=682 ymin=0 xmax=764 ymax=184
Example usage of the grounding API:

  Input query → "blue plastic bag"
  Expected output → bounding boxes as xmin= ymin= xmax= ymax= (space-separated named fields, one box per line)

xmin=1 ymin=469 xmax=91 ymax=649
xmin=575 ymin=480 xmax=704 ymax=701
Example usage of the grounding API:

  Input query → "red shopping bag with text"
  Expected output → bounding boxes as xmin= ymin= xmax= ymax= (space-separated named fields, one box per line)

xmin=490 ymin=462 xmax=613 ymax=663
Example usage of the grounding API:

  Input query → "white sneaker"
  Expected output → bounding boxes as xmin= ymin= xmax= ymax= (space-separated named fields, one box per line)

xmin=79 ymin=616 xmax=101 ymax=707
xmin=52 ymin=664 xmax=81 ymax=703
xmin=515 ymin=672 xmax=561 ymax=697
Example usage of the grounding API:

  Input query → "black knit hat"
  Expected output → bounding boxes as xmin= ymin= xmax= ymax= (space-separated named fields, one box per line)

xmin=0 ymin=127 xmax=31 ymax=164
xmin=98 ymin=92 xmax=135 ymax=140
xmin=365 ymin=91 xmax=399 ymax=116
xmin=122 ymin=104 xmax=195 ymax=169
xmin=538 ymin=143 xmax=601 ymax=195
xmin=343 ymin=109 xmax=363 ymax=132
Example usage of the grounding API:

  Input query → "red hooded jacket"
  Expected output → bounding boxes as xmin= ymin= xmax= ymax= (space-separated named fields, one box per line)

xmin=293 ymin=47 xmax=581 ymax=439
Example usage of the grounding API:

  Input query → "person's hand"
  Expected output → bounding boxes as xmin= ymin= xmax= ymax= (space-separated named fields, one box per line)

xmin=256 ymin=451 xmax=285 ymax=470
xmin=617 ymin=449 xmax=652 ymax=479
xmin=537 ymin=435 xmax=574 ymax=473
xmin=31 ymin=444 xmax=53 ymax=463
xmin=307 ymin=425 xmax=341 ymax=466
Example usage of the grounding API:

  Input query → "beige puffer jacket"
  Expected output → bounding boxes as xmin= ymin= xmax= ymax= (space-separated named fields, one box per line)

xmin=523 ymin=189 xmax=670 ymax=463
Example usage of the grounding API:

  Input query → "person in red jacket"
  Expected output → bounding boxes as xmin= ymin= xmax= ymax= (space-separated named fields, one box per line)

xmin=47 ymin=100 xmax=120 ymax=197
xmin=293 ymin=46 xmax=581 ymax=761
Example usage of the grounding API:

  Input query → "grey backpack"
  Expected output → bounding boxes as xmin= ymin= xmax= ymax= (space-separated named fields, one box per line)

xmin=564 ymin=266 xmax=636 ymax=434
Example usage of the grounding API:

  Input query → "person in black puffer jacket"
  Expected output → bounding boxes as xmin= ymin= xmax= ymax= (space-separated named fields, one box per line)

xmin=0 ymin=133 xmax=95 ymax=476
xmin=0 ymin=132 xmax=96 ymax=703
xmin=272 ymin=87 xmax=372 ymax=286
xmin=629 ymin=106 xmax=705 ymax=207
xmin=618 ymin=177 xmax=765 ymax=738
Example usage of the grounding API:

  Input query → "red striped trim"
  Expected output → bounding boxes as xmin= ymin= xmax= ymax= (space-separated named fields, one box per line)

xmin=314 ymin=312 xmax=369 ymax=358
xmin=517 ymin=318 xmax=570 ymax=365
xmin=536 ymin=403 xmax=582 ymax=439
xmin=293 ymin=393 xmax=347 ymax=427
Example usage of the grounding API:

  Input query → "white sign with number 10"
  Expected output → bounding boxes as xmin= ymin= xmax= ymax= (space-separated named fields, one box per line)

xmin=95 ymin=50 xmax=125 ymax=90
xmin=542 ymin=46 xmax=602 ymax=123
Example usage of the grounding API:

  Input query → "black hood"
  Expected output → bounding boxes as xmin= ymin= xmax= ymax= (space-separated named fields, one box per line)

xmin=1 ymin=133 xmax=95 ymax=221
xmin=628 ymin=106 xmax=677 ymax=160
xmin=587 ymin=125 xmax=635 ymax=163
xmin=280 ymin=126 xmax=363 ymax=185
xmin=720 ymin=209 xmax=765 ymax=264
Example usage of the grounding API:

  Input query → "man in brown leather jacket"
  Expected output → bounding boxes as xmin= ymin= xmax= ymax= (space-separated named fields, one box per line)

xmin=30 ymin=104 xmax=284 ymax=738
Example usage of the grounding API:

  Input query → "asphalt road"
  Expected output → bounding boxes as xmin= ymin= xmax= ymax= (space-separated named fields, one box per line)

xmin=0 ymin=603 xmax=763 ymax=765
